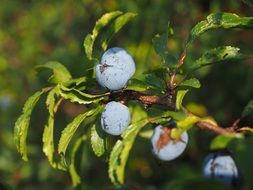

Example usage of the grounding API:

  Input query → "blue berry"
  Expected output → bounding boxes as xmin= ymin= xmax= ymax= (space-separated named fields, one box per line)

xmin=151 ymin=125 xmax=188 ymax=161
xmin=96 ymin=47 xmax=135 ymax=90
xmin=101 ymin=101 xmax=131 ymax=136
xmin=203 ymin=152 xmax=239 ymax=186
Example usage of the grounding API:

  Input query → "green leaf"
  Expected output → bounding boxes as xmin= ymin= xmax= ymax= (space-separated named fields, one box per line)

xmin=83 ymin=11 xmax=123 ymax=60
xmin=58 ymin=106 xmax=103 ymax=157
xmin=109 ymin=112 xmax=187 ymax=185
xmin=149 ymin=109 xmax=186 ymax=122
xmin=242 ymin=99 xmax=253 ymax=117
xmin=139 ymin=129 xmax=153 ymax=139
xmin=69 ymin=135 xmax=87 ymax=187
xmin=109 ymin=140 xmax=123 ymax=186
xmin=46 ymin=87 xmax=58 ymax=116
xmin=187 ymin=12 xmax=253 ymax=46
xmin=152 ymin=22 xmax=176 ymax=66
xmin=100 ymin=12 xmax=137 ymax=50
xmin=60 ymin=85 xmax=106 ymax=98
xmin=144 ymin=74 xmax=166 ymax=92
xmin=179 ymin=78 xmax=201 ymax=88
xmin=228 ymin=138 xmax=253 ymax=186
xmin=125 ymin=78 xmax=150 ymax=92
xmin=90 ymin=122 xmax=106 ymax=157
xmin=177 ymin=115 xmax=200 ymax=130
xmin=14 ymin=90 xmax=45 ymax=161
xmin=176 ymin=89 xmax=189 ymax=110
xmin=170 ymin=127 xmax=186 ymax=139
xmin=62 ymin=77 xmax=87 ymax=90
xmin=59 ymin=84 xmax=105 ymax=105
xmin=109 ymin=119 xmax=148 ymax=185
xmin=210 ymin=134 xmax=242 ymax=150
xmin=43 ymin=114 xmax=59 ymax=168
xmin=153 ymin=38 xmax=178 ymax=67
xmin=109 ymin=115 xmax=173 ymax=185
xmin=188 ymin=46 xmax=242 ymax=70
xmin=36 ymin=61 xmax=72 ymax=84
xmin=42 ymin=87 xmax=66 ymax=169
xmin=153 ymin=33 xmax=168 ymax=61
xmin=129 ymin=103 xmax=148 ymax=123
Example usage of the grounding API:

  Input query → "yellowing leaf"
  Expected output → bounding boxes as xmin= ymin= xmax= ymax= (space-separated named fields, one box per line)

xmin=176 ymin=89 xmax=188 ymax=110
xmin=177 ymin=115 xmax=200 ymax=130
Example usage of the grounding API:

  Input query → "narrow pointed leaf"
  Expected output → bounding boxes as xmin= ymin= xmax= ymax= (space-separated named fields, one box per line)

xmin=109 ymin=140 xmax=124 ymax=185
xmin=84 ymin=11 xmax=123 ymax=60
xmin=187 ymin=12 xmax=253 ymax=46
xmin=109 ymin=119 xmax=150 ymax=185
xmin=62 ymin=77 xmax=87 ymax=90
xmin=58 ymin=106 xmax=102 ymax=156
xmin=152 ymin=33 xmax=168 ymax=61
xmin=36 ymin=61 xmax=72 ymax=84
xmin=152 ymin=22 xmax=176 ymax=66
xmin=101 ymin=12 xmax=137 ymax=50
xmin=42 ymin=87 xmax=66 ymax=169
xmin=46 ymin=87 xmax=58 ymax=116
xmin=69 ymin=135 xmax=87 ymax=187
xmin=14 ymin=90 xmax=45 ymax=161
xmin=90 ymin=122 xmax=106 ymax=157
xmin=176 ymin=89 xmax=189 ymax=110
xmin=59 ymin=85 xmax=105 ymax=105
xmin=108 ymin=111 xmax=187 ymax=185
xmin=43 ymin=115 xmax=58 ymax=168
xmin=188 ymin=46 xmax=242 ymax=71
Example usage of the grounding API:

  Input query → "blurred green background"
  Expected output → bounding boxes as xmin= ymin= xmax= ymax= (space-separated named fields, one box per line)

xmin=1 ymin=0 xmax=253 ymax=189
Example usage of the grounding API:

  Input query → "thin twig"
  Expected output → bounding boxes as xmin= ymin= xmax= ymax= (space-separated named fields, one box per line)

xmin=168 ymin=47 xmax=189 ymax=90
xmin=237 ymin=127 xmax=253 ymax=133
xmin=108 ymin=90 xmax=175 ymax=109
xmin=196 ymin=121 xmax=236 ymax=135
xmin=107 ymin=90 xmax=244 ymax=135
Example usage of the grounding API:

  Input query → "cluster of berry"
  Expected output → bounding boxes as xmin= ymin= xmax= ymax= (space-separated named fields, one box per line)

xmin=95 ymin=47 xmax=188 ymax=160
xmin=95 ymin=47 xmax=134 ymax=135
xmin=95 ymin=47 xmax=239 ymax=187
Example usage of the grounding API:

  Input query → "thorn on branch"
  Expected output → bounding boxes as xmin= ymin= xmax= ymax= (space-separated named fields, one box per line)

xmin=230 ymin=118 xmax=241 ymax=130
xmin=178 ymin=48 xmax=188 ymax=66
